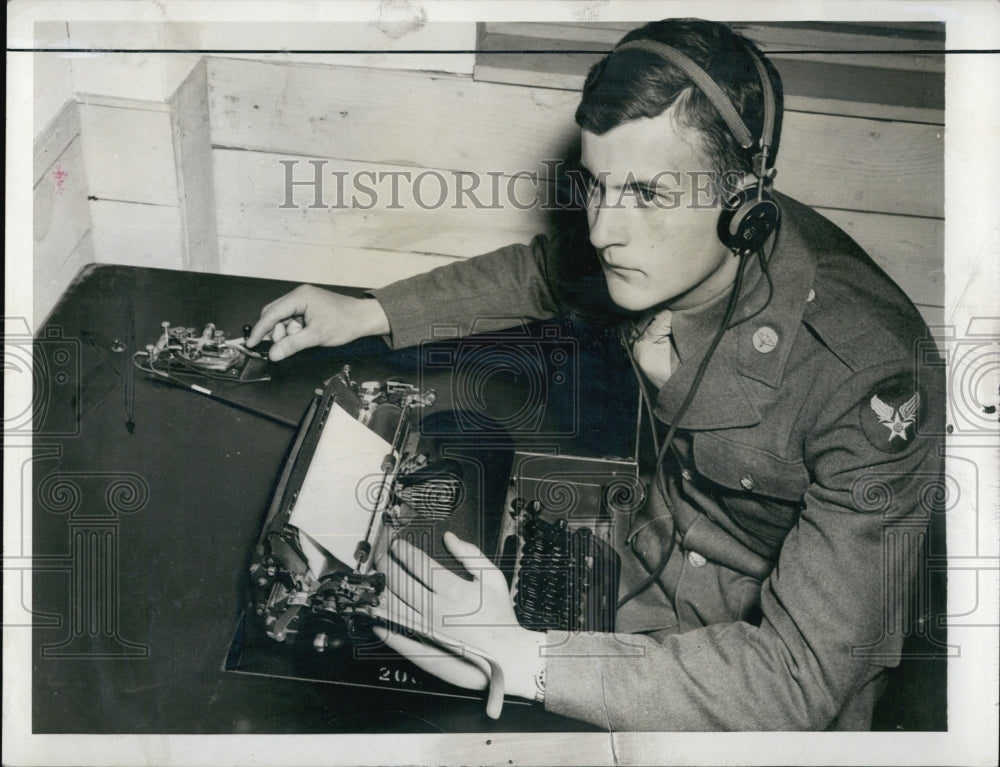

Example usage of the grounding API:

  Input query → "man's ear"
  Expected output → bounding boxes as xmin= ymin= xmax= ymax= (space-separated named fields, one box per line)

xmin=716 ymin=174 xmax=780 ymax=256
xmin=719 ymin=169 xmax=760 ymax=205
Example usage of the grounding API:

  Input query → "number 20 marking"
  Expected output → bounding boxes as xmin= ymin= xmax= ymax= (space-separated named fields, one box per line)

xmin=378 ymin=666 xmax=419 ymax=685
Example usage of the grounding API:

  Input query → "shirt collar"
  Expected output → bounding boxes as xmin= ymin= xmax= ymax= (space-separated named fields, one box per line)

xmin=652 ymin=210 xmax=818 ymax=430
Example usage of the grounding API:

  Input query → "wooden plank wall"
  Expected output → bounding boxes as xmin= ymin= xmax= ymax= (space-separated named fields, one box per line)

xmin=79 ymin=96 xmax=186 ymax=273
xmin=30 ymin=19 xmax=477 ymax=324
xmin=33 ymin=101 xmax=94 ymax=328
xmin=208 ymin=57 xmax=576 ymax=285
xmin=63 ymin=59 xmax=218 ymax=286
xmin=208 ymin=49 xmax=944 ymax=327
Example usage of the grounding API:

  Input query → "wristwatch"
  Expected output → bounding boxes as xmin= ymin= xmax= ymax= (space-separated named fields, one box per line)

xmin=534 ymin=665 xmax=546 ymax=704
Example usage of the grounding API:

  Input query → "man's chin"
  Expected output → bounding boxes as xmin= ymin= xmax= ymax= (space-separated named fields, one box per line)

xmin=605 ymin=286 xmax=655 ymax=314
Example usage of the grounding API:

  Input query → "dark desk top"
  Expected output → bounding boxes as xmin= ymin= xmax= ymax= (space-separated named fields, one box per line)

xmin=30 ymin=264 xmax=629 ymax=734
xmin=29 ymin=264 xmax=946 ymax=735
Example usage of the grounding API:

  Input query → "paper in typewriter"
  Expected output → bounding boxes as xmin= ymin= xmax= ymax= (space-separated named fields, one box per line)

xmin=287 ymin=401 xmax=393 ymax=570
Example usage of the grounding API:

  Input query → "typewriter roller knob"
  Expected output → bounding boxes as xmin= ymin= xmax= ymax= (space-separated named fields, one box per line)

xmin=354 ymin=540 xmax=373 ymax=565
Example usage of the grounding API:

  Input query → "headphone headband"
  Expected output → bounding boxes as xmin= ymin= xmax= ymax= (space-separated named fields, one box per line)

xmin=612 ymin=38 xmax=776 ymax=177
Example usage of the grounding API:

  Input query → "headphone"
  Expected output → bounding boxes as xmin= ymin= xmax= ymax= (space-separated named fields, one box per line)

xmin=612 ymin=39 xmax=780 ymax=256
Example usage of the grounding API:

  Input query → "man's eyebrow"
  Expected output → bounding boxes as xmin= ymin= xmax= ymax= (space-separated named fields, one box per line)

xmin=575 ymin=165 xmax=681 ymax=190
xmin=575 ymin=165 xmax=628 ymax=190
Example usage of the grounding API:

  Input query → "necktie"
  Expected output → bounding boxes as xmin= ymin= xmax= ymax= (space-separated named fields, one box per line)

xmin=632 ymin=309 xmax=675 ymax=389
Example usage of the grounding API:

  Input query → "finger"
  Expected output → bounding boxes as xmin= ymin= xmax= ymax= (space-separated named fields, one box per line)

xmin=389 ymin=537 xmax=436 ymax=591
xmin=442 ymin=531 xmax=490 ymax=580
xmin=247 ymin=293 xmax=306 ymax=347
xmin=268 ymin=324 xmax=323 ymax=362
xmin=378 ymin=588 xmax=435 ymax=639
xmin=372 ymin=627 xmax=489 ymax=691
xmin=392 ymin=536 xmax=479 ymax=601
xmin=271 ymin=321 xmax=287 ymax=342
xmin=384 ymin=544 xmax=436 ymax=614
xmin=379 ymin=588 xmax=471 ymax=658
xmin=285 ymin=318 xmax=304 ymax=335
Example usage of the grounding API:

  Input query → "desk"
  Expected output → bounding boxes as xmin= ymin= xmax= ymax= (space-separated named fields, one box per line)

xmin=30 ymin=264 xmax=631 ymax=734
xmin=29 ymin=264 xmax=945 ymax=734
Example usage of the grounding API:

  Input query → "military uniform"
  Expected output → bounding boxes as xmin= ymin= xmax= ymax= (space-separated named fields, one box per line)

xmin=372 ymin=193 xmax=945 ymax=730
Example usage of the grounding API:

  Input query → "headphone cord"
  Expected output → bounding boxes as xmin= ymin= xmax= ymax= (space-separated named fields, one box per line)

xmin=617 ymin=247 xmax=753 ymax=609
xmin=727 ymin=235 xmax=777 ymax=329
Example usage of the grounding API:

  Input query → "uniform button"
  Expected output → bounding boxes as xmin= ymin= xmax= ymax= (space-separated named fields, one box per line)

xmin=752 ymin=326 xmax=778 ymax=353
xmin=740 ymin=475 xmax=755 ymax=491
xmin=687 ymin=551 xmax=707 ymax=567
xmin=680 ymin=468 xmax=693 ymax=481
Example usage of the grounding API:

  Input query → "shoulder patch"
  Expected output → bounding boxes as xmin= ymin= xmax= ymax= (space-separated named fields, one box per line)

xmin=859 ymin=375 xmax=925 ymax=453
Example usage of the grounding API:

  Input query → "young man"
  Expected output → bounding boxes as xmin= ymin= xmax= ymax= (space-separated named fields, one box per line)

xmin=249 ymin=20 xmax=943 ymax=730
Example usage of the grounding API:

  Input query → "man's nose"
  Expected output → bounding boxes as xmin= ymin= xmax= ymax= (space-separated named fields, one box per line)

xmin=588 ymin=198 xmax=628 ymax=251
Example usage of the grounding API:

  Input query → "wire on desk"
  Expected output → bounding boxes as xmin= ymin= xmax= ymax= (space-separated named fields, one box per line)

xmin=132 ymin=352 xmax=298 ymax=429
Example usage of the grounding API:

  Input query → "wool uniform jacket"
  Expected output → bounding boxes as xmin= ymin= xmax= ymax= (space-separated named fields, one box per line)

xmin=371 ymin=193 xmax=945 ymax=730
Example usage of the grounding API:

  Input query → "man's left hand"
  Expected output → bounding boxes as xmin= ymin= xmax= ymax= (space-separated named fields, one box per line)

xmin=373 ymin=531 xmax=546 ymax=701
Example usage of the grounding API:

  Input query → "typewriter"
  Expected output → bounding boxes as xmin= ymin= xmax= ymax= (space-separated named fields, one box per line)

xmin=248 ymin=365 xmax=456 ymax=652
xmin=241 ymin=364 xmax=521 ymax=716
xmin=242 ymin=365 xmax=645 ymax=719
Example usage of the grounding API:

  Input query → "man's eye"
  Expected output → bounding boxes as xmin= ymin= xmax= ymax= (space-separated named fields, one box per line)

xmin=625 ymin=184 xmax=658 ymax=204
xmin=636 ymin=186 xmax=658 ymax=203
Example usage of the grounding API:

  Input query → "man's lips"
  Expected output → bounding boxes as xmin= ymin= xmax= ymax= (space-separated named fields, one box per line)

xmin=600 ymin=257 xmax=642 ymax=275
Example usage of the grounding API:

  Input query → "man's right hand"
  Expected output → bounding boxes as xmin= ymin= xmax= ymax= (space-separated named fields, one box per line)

xmin=247 ymin=285 xmax=391 ymax=361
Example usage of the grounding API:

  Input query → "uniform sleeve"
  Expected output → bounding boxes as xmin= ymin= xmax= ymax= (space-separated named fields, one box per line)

xmin=541 ymin=361 xmax=945 ymax=730
xmin=368 ymin=235 xmax=560 ymax=349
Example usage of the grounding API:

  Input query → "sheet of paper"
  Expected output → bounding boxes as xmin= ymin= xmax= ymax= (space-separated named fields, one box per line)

xmin=288 ymin=401 xmax=393 ymax=570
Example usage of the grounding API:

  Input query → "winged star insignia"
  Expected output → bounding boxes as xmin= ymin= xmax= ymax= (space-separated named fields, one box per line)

xmin=870 ymin=392 xmax=920 ymax=442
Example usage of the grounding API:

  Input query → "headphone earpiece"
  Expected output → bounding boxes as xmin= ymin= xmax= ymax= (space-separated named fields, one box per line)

xmin=717 ymin=184 xmax=780 ymax=256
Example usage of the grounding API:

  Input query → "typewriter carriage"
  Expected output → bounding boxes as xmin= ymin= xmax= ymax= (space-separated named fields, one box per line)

xmin=248 ymin=366 xmax=457 ymax=652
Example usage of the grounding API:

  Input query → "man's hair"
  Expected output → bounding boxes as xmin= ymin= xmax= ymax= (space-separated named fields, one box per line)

xmin=575 ymin=19 xmax=784 ymax=176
